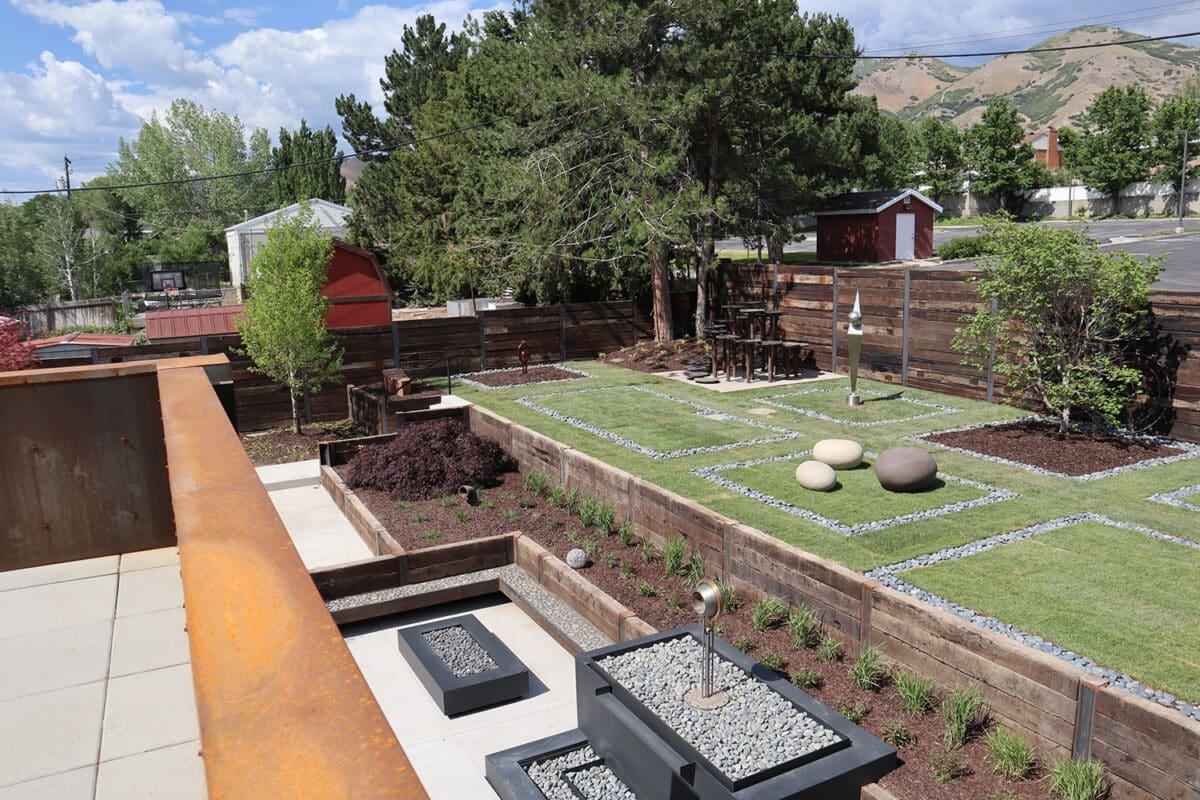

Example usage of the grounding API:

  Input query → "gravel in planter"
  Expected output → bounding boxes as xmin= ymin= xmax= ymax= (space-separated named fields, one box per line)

xmin=595 ymin=636 xmax=841 ymax=781
xmin=422 ymin=624 xmax=498 ymax=677
xmin=525 ymin=745 xmax=636 ymax=800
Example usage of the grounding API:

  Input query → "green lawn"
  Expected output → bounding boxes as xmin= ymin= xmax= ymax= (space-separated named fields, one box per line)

xmin=762 ymin=386 xmax=959 ymax=426
xmin=903 ymin=521 xmax=1200 ymax=703
xmin=456 ymin=361 xmax=1200 ymax=703
xmin=522 ymin=385 xmax=794 ymax=456
xmin=716 ymin=250 xmax=819 ymax=265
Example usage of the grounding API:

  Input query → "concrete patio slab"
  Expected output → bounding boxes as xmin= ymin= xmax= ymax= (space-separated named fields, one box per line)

xmin=655 ymin=368 xmax=842 ymax=393
xmin=0 ymin=682 xmax=105 ymax=788
xmin=268 ymin=482 xmax=373 ymax=569
xmin=0 ymin=767 xmax=95 ymax=800
xmin=99 ymin=663 xmax=201 ymax=763
xmin=115 ymin=565 xmax=184 ymax=618
xmin=0 ymin=556 xmax=118 ymax=593
xmin=96 ymin=741 xmax=205 ymax=800
xmin=0 ymin=618 xmax=113 ymax=701
xmin=109 ymin=607 xmax=190 ymax=678
xmin=255 ymin=458 xmax=321 ymax=491
xmin=0 ymin=574 xmax=117 ymax=638
xmin=118 ymin=547 xmax=179 ymax=573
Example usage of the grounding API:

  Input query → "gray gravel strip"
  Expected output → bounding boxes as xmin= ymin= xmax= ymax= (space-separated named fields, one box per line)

xmin=866 ymin=513 xmax=1200 ymax=721
xmin=516 ymin=385 xmax=799 ymax=459
xmin=525 ymin=745 xmax=636 ymax=800
xmin=907 ymin=417 xmax=1200 ymax=481
xmin=325 ymin=564 xmax=611 ymax=653
xmin=596 ymin=637 xmax=841 ymax=781
xmin=422 ymin=624 xmax=498 ymax=676
xmin=693 ymin=450 xmax=1015 ymax=536
xmin=760 ymin=386 xmax=961 ymax=428
xmin=1148 ymin=483 xmax=1200 ymax=512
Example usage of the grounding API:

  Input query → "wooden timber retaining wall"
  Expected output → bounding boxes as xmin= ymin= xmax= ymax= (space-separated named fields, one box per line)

xmin=729 ymin=264 xmax=1200 ymax=444
xmin=466 ymin=403 xmax=1200 ymax=800
xmin=60 ymin=299 xmax=651 ymax=431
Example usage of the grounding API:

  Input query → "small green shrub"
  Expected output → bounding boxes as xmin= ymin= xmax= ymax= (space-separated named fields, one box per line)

xmin=601 ymin=553 xmax=618 ymax=568
xmin=423 ymin=529 xmax=441 ymax=541
xmin=717 ymin=579 xmax=740 ymax=611
xmin=881 ymin=721 xmax=916 ymax=748
xmin=596 ymin=505 xmax=616 ymax=534
xmin=523 ymin=471 xmax=549 ymax=495
xmin=439 ymin=496 xmax=456 ymax=508
xmin=579 ymin=495 xmax=602 ymax=527
xmin=410 ymin=511 xmax=428 ymax=524
xmin=504 ymin=509 xmax=520 ymax=524
xmin=666 ymin=596 xmax=680 ymax=614
xmin=750 ymin=596 xmax=788 ymax=631
xmin=986 ymin=728 xmax=1036 ymax=781
xmin=638 ymin=580 xmax=659 ymax=597
xmin=638 ymin=539 xmax=655 ymax=564
xmin=393 ymin=500 xmax=410 ymax=510
xmin=895 ymin=670 xmax=937 ymax=716
xmin=565 ymin=486 xmax=582 ymax=515
xmin=619 ymin=562 xmax=635 ymax=580
xmin=1048 ymin=758 xmax=1106 ymax=800
xmin=685 ymin=552 xmax=705 ymax=586
xmin=937 ymin=234 xmax=993 ymax=260
xmin=565 ymin=529 xmax=581 ymax=544
xmin=817 ymin=635 xmax=842 ymax=663
xmin=850 ymin=645 xmax=888 ymax=691
xmin=940 ymin=685 xmax=987 ymax=749
xmin=786 ymin=605 xmax=819 ymax=649
xmin=617 ymin=522 xmax=634 ymax=546
xmin=663 ymin=536 xmax=688 ymax=576
xmin=931 ymin=749 xmax=963 ymax=783
xmin=581 ymin=538 xmax=598 ymax=556
xmin=732 ymin=633 xmax=754 ymax=653
xmin=788 ymin=667 xmax=821 ymax=689
xmin=548 ymin=485 xmax=566 ymax=507
xmin=836 ymin=699 xmax=869 ymax=723
xmin=518 ymin=496 xmax=537 ymax=509
xmin=758 ymin=651 xmax=784 ymax=671
xmin=454 ymin=510 xmax=470 ymax=524
xmin=480 ymin=497 xmax=493 ymax=509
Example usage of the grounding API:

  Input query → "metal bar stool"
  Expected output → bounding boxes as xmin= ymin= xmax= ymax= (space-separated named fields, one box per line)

xmin=781 ymin=341 xmax=811 ymax=378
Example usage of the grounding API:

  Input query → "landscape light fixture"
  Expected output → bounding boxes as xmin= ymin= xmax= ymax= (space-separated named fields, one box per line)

xmin=688 ymin=578 xmax=727 ymax=708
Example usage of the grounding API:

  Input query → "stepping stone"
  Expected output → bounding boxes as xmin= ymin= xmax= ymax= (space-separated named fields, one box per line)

xmin=694 ymin=376 xmax=720 ymax=385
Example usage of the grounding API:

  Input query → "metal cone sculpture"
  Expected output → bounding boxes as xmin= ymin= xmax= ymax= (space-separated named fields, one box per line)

xmin=847 ymin=291 xmax=863 ymax=407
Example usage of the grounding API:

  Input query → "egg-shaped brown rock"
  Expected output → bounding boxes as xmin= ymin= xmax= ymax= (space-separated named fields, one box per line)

xmin=874 ymin=447 xmax=938 ymax=492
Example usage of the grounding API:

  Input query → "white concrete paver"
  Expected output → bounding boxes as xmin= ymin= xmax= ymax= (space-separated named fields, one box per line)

xmin=0 ymin=548 xmax=206 ymax=799
xmin=255 ymin=458 xmax=321 ymax=491
xmin=268 ymin=481 xmax=373 ymax=569
xmin=345 ymin=598 xmax=580 ymax=800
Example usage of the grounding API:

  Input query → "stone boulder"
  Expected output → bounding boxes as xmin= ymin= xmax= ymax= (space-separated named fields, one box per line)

xmin=566 ymin=548 xmax=588 ymax=569
xmin=795 ymin=460 xmax=838 ymax=492
xmin=875 ymin=447 xmax=938 ymax=492
xmin=813 ymin=439 xmax=864 ymax=470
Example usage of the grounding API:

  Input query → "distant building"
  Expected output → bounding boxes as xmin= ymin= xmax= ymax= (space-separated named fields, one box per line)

xmin=24 ymin=332 xmax=137 ymax=361
xmin=1023 ymin=128 xmax=1062 ymax=171
xmin=815 ymin=189 xmax=941 ymax=263
xmin=224 ymin=199 xmax=351 ymax=299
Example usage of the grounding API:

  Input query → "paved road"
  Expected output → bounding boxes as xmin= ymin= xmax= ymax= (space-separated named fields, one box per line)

xmin=1101 ymin=233 xmax=1200 ymax=292
xmin=717 ymin=218 xmax=1200 ymax=256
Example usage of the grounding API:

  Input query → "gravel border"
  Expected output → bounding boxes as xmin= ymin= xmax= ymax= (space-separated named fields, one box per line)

xmin=865 ymin=513 xmax=1200 ymax=721
xmin=524 ymin=744 xmax=636 ymax=800
xmin=693 ymin=450 xmax=1015 ymax=536
xmin=422 ymin=624 xmax=498 ymax=677
xmin=760 ymin=386 xmax=960 ymax=428
xmin=456 ymin=364 xmax=592 ymax=390
xmin=595 ymin=636 xmax=842 ymax=781
xmin=1148 ymin=483 xmax=1200 ymax=512
xmin=516 ymin=385 xmax=800 ymax=459
xmin=907 ymin=417 xmax=1200 ymax=481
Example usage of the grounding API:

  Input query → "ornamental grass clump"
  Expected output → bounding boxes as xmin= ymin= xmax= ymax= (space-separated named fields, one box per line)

xmin=895 ymin=671 xmax=937 ymax=716
xmin=985 ymin=728 xmax=1036 ymax=781
xmin=345 ymin=419 xmax=515 ymax=500
xmin=850 ymin=645 xmax=888 ymax=691
xmin=663 ymin=536 xmax=688 ymax=576
xmin=786 ymin=604 xmax=819 ymax=649
xmin=750 ymin=596 xmax=788 ymax=631
xmin=579 ymin=495 xmax=602 ymax=527
xmin=1048 ymin=757 xmax=1106 ymax=800
xmin=941 ymin=685 xmax=987 ymax=749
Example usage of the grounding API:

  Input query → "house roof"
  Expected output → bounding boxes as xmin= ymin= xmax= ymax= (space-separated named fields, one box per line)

xmin=815 ymin=188 xmax=943 ymax=216
xmin=224 ymin=199 xmax=351 ymax=235
xmin=26 ymin=332 xmax=137 ymax=349
xmin=145 ymin=305 xmax=245 ymax=341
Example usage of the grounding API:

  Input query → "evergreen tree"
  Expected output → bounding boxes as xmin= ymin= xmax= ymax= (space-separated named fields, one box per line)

xmin=272 ymin=120 xmax=346 ymax=205
xmin=964 ymin=100 xmax=1046 ymax=213
xmin=1060 ymin=85 xmax=1154 ymax=214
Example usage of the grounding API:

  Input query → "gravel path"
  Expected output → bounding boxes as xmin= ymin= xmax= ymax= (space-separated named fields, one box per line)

xmin=422 ymin=625 xmax=497 ymax=676
xmin=596 ymin=637 xmax=841 ymax=781
xmin=525 ymin=745 xmax=636 ymax=800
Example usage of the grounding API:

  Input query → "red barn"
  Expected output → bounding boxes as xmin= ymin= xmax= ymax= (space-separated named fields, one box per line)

xmin=815 ymin=189 xmax=941 ymax=263
xmin=322 ymin=240 xmax=392 ymax=328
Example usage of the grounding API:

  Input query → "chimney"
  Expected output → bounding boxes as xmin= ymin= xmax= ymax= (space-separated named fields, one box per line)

xmin=1046 ymin=128 xmax=1060 ymax=170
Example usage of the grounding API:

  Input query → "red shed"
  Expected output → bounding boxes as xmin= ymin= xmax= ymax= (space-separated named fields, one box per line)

xmin=323 ymin=239 xmax=392 ymax=329
xmin=815 ymin=189 xmax=942 ymax=263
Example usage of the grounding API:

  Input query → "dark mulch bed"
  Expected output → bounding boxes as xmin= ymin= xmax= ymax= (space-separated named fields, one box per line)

xmin=602 ymin=338 xmax=710 ymax=373
xmin=346 ymin=467 xmax=1048 ymax=800
xmin=927 ymin=419 xmax=1182 ymax=475
xmin=465 ymin=366 xmax=585 ymax=387
xmin=241 ymin=419 xmax=359 ymax=467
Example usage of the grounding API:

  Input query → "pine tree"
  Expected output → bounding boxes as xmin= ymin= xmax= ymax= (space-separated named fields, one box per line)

xmin=272 ymin=120 xmax=346 ymax=205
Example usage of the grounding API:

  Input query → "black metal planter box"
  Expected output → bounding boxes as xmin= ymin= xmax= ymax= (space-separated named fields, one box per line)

xmin=576 ymin=624 xmax=898 ymax=800
xmin=397 ymin=613 xmax=531 ymax=716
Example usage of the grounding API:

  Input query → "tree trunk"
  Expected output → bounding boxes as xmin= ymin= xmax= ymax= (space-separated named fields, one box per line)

xmin=697 ymin=106 xmax=719 ymax=339
xmin=650 ymin=243 xmax=673 ymax=342
xmin=767 ymin=231 xmax=785 ymax=265
xmin=1059 ymin=406 xmax=1070 ymax=436
xmin=289 ymin=369 xmax=302 ymax=435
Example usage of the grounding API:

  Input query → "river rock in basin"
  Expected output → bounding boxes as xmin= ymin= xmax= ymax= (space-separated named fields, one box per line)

xmin=795 ymin=460 xmax=838 ymax=491
xmin=875 ymin=447 xmax=937 ymax=492
xmin=812 ymin=438 xmax=864 ymax=470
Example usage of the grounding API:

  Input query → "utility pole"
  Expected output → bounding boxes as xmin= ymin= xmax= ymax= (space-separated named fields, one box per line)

xmin=1178 ymin=130 xmax=1194 ymax=233
xmin=63 ymin=155 xmax=72 ymax=198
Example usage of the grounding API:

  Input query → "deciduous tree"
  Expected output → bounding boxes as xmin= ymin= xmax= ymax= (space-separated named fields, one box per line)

xmin=0 ymin=318 xmax=39 ymax=372
xmin=1060 ymin=85 xmax=1154 ymax=214
xmin=917 ymin=117 xmax=964 ymax=201
xmin=237 ymin=204 xmax=342 ymax=434
xmin=964 ymin=100 xmax=1046 ymax=213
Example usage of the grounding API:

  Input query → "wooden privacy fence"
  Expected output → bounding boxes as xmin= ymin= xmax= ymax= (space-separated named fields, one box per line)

xmin=730 ymin=264 xmax=1200 ymax=443
xmin=74 ymin=300 xmax=652 ymax=431
xmin=467 ymin=403 xmax=1200 ymax=800
xmin=6 ymin=297 xmax=118 ymax=335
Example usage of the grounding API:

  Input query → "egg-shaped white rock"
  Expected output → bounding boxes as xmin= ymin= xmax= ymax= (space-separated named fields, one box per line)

xmin=813 ymin=438 xmax=864 ymax=470
xmin=795 ymin=460 xmax=838 ymax=491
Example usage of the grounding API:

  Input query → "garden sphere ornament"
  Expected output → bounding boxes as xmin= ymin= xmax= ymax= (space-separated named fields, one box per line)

xmin=847 ymin=291 xmax=863 ymax=407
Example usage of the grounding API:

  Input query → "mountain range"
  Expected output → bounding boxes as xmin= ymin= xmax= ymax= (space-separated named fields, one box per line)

xmin=854 ymin=26 xmax=1200 ymax=130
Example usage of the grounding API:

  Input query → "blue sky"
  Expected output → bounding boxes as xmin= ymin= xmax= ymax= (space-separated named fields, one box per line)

xmin=1 ymin=0 xmax=1197 ymax=192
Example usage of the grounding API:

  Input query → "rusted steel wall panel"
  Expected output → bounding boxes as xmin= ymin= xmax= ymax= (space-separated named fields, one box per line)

xmin=0 ymin=365 xmax=175 ymax=570
xmin=157 ymin=365 xmax=426 ymax=800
